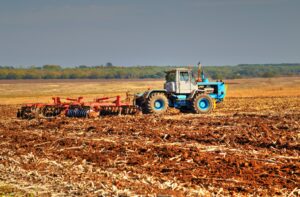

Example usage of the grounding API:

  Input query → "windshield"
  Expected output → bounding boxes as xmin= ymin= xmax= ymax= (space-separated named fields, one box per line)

xmin=180 ymin=72 xmax=189 ymax=81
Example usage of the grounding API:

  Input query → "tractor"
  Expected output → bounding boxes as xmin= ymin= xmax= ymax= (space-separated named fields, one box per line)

xmin=135 ymin=63 xmax=226 ymax=114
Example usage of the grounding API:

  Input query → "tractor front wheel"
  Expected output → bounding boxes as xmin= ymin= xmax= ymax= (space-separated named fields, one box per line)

xmin=143 ymin=93 xmax=168 ymax=114
xmin=192 ymin=94 xmax=214 ymax=114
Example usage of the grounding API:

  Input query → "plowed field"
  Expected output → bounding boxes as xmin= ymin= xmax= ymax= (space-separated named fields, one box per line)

xmin=0 ymin=78 xmax=299 ymax=196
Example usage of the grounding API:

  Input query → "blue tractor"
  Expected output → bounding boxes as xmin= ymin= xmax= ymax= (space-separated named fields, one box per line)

xmin=135 ymin=63 xmax=226 ymax=114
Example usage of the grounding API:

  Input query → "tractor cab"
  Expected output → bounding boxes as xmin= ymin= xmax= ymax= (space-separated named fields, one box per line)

xmin=164 ymin=68 xmax=197 ymax=94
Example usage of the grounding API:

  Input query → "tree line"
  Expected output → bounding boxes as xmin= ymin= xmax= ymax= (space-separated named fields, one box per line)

xmin=0 ymin=64 xmax=299 ymax=80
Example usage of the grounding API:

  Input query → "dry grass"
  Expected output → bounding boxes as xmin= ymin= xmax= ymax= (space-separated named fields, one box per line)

xmin=0 ymin=77 xmax=299 ymax=104
xmin=0 ymin=182 xmax=33 ymax=196
xmin=226 ymin=77 xmax=300 ymax=97
xmin=0 ymin=79 xmax=162 ymax=104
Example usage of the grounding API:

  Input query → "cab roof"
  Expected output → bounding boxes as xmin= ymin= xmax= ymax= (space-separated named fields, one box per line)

xmin=165 ymin=68 xmax=192 ymax=73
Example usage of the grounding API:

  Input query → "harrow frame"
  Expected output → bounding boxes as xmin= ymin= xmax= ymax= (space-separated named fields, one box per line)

xmin=17 ymin=95 xmax=138 ymax=119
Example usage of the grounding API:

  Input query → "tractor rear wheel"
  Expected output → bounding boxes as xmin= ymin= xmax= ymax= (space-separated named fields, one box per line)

xmin=143 ymin=93 xmax=168 ymax=114
xmin=192 ymin=94 xmax=214 ymax=114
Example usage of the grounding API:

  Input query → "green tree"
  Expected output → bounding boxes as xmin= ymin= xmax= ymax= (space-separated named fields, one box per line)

xmin=105 ymin=62 xmax=113 ymax=67
xmin=43 ymin=65 xmax=62 ymax=70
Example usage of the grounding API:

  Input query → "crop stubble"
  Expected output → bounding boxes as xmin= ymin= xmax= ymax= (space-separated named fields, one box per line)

xmin=0 ymin=80 xmax=299 ymax=196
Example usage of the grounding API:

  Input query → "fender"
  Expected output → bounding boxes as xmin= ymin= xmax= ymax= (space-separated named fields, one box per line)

xmin=144 ymin=89 xmax=167 ymax=98
xmin=187 ymin=89 xmax=205 ymax=100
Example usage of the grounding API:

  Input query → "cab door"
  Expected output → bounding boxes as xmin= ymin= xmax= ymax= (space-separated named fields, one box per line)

xmin=178 ymin=71 xmax=191 ymax=94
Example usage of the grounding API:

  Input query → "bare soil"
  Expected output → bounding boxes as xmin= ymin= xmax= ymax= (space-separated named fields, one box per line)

xmin=0 ymin=96 xmax=299 ymax=196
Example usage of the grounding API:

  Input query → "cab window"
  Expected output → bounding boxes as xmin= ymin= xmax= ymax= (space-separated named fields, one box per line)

xmin=180 ymin=72 xmax=189 ymax=81
xmin=166 ymin=72 xmax=176 ymax=82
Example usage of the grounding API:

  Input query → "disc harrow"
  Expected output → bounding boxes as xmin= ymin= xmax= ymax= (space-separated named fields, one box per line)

xmin=66 ymin=108 xmax=89 ymax=118
xmin=17 ymin=105 xmax=40 ymax=119
xmin=99 ymin=106 xmax=138 ymax=116
xmin=17 ymin=95 xmax=138 ymax=119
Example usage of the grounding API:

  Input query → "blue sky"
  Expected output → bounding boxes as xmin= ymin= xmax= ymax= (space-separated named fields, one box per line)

xmin=0 ymin=0 xmax=299 ymax=66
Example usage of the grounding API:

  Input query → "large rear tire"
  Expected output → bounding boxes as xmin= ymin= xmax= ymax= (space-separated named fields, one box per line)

xmin=143 ymin=93 xmax=168 ymax=114
xmin=192 ymin=94 xmax=214 ymax=114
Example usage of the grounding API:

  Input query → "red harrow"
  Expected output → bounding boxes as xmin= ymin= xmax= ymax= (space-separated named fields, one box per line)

xmin=17 ymin=95 xmax=138 ymax=119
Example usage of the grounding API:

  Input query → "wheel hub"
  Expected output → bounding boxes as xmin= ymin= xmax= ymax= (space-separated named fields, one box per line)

xmin=199 ymin=99 xmax=209 ymax=110
xmin=154 ymin=100 xmax=163 ymax=110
